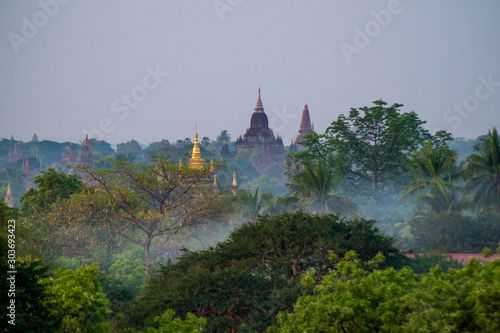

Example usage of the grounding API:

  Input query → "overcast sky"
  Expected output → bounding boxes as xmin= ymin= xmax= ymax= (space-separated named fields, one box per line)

xmin=1 ymin=1 xmax=499 ymax=145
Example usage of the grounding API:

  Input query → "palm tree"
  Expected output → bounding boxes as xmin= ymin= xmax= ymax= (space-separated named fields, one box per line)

xmin=413 ymin=178 xmax=470 ymax=213
xmin=216 ymin=130 xmax=231 ymax=144
xmin=400 ymin=141 xmax=470 ymax=213
xmin=464 ymin=127 xmax=500 ymax=214
xmin=233 ymin=186 xmax=274 ymax=221
xmin=401 ymin=141 xmax=458 ymax=200
xmin=287 ymin=159 xmax=357 ymax=216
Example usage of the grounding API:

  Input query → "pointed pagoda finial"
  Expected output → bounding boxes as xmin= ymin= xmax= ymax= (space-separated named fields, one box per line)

xmin=6 ymin=182 xmax=12 ymax=196
xmin=299 ymin=103 xmax=312 ymax=132
xmin=232 ymin=171 xmax=237 ymax=187
xmin=179 ymin=157 xmax=183 ymax=166
xmin=210 ymin=158 xmax=215 ymax=174
xmin=5 ymin=182 xmax=14 ymax=207
xmin=188 ymin=126 xmax=204 ymax=170
xmin=254 ymin=86 xmax=264 ymax=112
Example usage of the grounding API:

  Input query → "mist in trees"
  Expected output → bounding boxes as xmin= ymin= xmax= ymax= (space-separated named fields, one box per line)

xmin=2 ymin=101 xmax=499 ymax=332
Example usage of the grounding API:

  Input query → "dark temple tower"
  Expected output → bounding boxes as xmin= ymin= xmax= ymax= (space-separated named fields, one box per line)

xmin=296 ymin=103 xmax=313 ymax=150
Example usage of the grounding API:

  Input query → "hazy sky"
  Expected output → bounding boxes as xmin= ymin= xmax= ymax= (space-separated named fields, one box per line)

xmin=1 ymin=1 xmax=499 ymax=145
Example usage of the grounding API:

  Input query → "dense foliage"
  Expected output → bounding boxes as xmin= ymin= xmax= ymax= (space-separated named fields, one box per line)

xmin=271 ymin=251 xmax=500 ymax=332
xmin=132 ymin=212 xmax=405 ymax=332
xmin=1 ymin=104 xmax=499 ymax=332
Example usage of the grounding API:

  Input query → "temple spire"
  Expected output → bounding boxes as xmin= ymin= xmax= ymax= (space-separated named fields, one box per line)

xmin=299 ymin=103 xmax=312 ymax=133
xmin=23 ymin=159 xmax=31 ymax=176
xmin=5 ymin=182 xmax=13 ymax=207
xmin=79 ymin=134 xmax=93 ymax=165
xmin=254 ymin=86 xmax=264 ymax=112
xmin=296 ymin=103 xmax=313 ymax=151
xmin=232 ymin=171 xmax=237 ymax=187
xmin=210 ymin=158 xmax=215 ymax=174
xmin=188 ymin=126 xmax=204 ymax=170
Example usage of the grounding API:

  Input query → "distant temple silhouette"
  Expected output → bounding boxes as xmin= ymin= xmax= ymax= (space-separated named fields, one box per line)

xmin=79 ymin=134 xmax=93 ymax=166
xmin=7 ymin=142 xmax=25 ymax=162
xmin=230 ymin=87 xmax=285 ymax=168
xmin=60 ymin=143 xmax=78 ymax=165
xmin=292 ymin=103 xmax=314 ymax=151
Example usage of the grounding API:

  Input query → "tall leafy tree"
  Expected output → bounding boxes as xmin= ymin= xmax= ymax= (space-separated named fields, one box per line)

xmin=465 ymin=127 xmax=500 ymax=214
xmin=0 ymin=202 xmax=56 ymax=332
xmin=300 ymin=100 xmax=432 ymax=199
xmin=19 ymin=168 xmax=82 ymax=215
xmin=30 ymin=192 xmax=120 ymax=269
xmin=287 ymin=159 xmax=357 ymax=215
xmin=78 ymin=158 xmax=228 ymax=265
xmin=48 ymin=265 xmax=111 ymax=332
xmin=134 ymin=212 xmax=405 ymax=332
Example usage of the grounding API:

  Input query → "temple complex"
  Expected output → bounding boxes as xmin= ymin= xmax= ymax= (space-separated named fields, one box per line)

xmin=60 ymin=143 xmax=78 ymax=165
xmin=295 ymin=103 xmax=314 ymax=150
xmin=4 ymin=182 xmax=14 ymax=208
xmin=8 ymin=141 xmax=25 ymax=162
xmin=232 ymin=88 xmax=284 ymax=168
xmin=79 ymin=135 xmax=93 ymax=165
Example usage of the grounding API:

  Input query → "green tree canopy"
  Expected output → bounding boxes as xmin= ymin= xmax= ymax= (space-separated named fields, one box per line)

xmin=19 ymin=168 xmax=82 ymax=215
xmin=47 ymin=265 xmax=111 ymax=332
xmin=287 ymin=159 xmax=358 ymax=216
xmin=271 ymin=251 xmax=500 ymax=333
xmin=465 ymin=127 xmax=500 ymax=214
xmin=133 ymin=212 xmax=405 ymax=332
xmin=299 ymin=100 xmax=433 ymax=199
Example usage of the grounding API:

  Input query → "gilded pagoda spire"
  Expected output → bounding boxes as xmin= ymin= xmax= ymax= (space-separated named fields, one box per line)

xmin=5 ymin=182 xmax=14 ymax=208
xmin=210 ymin=158 xmax=215 ymax=174
xmin=254 ymin=85 xmax=264 ymax=112
xmin=232 ymin=171 xmax=237 ymax=187
xmin=188 ymin=126 xmax=204 ymax=170
xmin=231 ymin=171 xmax=238 ymax=194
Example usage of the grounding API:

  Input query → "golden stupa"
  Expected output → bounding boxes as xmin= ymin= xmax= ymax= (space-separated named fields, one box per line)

xmin=188 ymin=126 xmax=205 ymax=170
